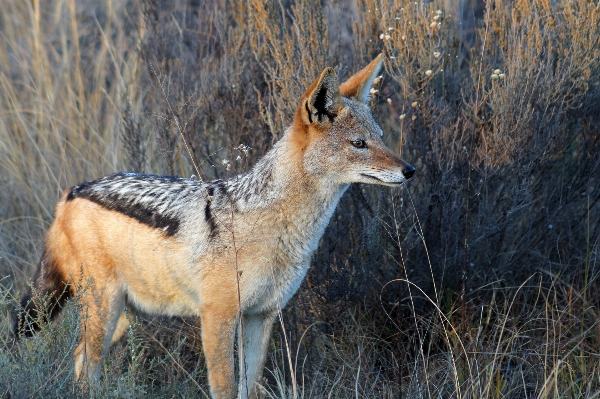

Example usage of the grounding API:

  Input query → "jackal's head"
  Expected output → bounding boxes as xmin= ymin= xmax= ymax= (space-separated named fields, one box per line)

xmin=292 ymin=55 xmax=415 ymax=187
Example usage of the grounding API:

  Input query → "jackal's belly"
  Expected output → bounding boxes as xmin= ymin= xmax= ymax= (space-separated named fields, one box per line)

xmin=106 ymin=230 xmax=203 ymax=316
xmin=56 ymin=199 xmax=204 ymax=316
xmin=117 ymin=254 xmax=202 ymax=317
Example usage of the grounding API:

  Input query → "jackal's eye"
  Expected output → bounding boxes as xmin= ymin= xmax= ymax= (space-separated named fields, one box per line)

xmin=351 ymin=140 xmax=367 ymax=149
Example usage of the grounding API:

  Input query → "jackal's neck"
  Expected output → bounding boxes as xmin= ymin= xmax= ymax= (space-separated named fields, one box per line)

xmin=230 ymin=131 xmax=348 ymax=233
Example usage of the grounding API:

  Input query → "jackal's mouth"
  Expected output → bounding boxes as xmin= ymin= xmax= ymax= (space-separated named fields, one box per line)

xmin=360 ymin=173 xmax=405 ymax=186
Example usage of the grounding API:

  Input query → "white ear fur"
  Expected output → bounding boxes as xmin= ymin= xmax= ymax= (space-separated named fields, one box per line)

xmin=339 ymin=54 xmax=385 ymax=103
xmin=356 ymin=57 xmax=383 ymax=103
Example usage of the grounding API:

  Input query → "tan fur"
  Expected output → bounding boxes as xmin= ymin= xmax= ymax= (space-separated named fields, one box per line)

xmin=21 ymin=55 xmax=414 ymax=399
xmin=339 ymin=54 xmax=383 ymax=101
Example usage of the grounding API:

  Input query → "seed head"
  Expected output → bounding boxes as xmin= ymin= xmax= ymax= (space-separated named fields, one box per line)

xmin=434 ymin=51 xmax=441 ymax=59
xmin=411 ymin=115 xmax=417 ymax=121
xmin=411 ymin=101 xmax=418 ymax=107
xmin=430 ymin=21 xmax=437 ymax=29
xmin=494 ymin=69 xmax=501 ymax=75
xmin=491 ymin=73 xmax=499 ymax=80
xmin=399 ymin=114 xmax=406 ymax=120
xmin=234 ymin=144 xmax=251 ymax=154
xmin=499 ymin=73 xmax=506 ymax=79
xmin=425 ymin=70 xmax=433 ymax=77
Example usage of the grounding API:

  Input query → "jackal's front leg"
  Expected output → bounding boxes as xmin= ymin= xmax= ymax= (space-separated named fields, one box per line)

xmin=200 ymin=305 xmax=238 ymax=399
xmin=238 ymin=312 xmax=276 ymax=399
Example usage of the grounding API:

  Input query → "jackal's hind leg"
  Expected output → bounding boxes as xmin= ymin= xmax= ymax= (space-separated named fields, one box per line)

xmin=74 ymin=279 xmax=125 ymax=382
xmin=110 ymin=308 xmax=135 ymax=344
xmin=238 ymin=312 xmax=277 ymax=399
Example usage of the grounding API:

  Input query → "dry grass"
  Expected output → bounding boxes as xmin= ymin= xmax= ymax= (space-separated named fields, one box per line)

xmin=1 ymin=0 xmax=599 ymax=397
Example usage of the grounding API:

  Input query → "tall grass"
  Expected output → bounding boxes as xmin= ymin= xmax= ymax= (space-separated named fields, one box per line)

xmin=1 ymin=0 xmax=599 ymax=397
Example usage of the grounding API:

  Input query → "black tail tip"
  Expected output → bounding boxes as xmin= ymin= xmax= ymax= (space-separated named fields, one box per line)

xmin=14 ymin=315 xmax=37 ymax=339
xmin=14 ymin=286 xmax=70 ymax=338
xmin=14 ymin=291 xmax=42 ymax=338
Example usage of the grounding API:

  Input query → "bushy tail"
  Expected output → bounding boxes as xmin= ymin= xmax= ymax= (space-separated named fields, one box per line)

xmin=14 ymin=248 xmax=72 ymax=338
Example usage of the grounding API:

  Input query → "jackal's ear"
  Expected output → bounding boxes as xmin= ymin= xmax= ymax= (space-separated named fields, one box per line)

xmin=301 ymin=67 xmax=343 ymax=126
xmin=339 ymin=54 xmax=383 ymax=103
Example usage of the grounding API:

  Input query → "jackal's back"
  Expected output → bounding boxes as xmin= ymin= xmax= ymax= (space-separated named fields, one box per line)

xmin=66 ymin=172 xmax=204 ymax=236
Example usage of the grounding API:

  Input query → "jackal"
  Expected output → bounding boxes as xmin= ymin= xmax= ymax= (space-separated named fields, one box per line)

xmin=16 ymin=55 xmax=414 ymax=399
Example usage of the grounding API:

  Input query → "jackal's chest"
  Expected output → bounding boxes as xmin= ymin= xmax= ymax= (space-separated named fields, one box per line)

xmin=228 ymin=220 xmax=328 ymax=313
xmin=192 ymin=183 xmax=347 ymax=313
xmin=240 ymin=257 xmax=310 ymax=314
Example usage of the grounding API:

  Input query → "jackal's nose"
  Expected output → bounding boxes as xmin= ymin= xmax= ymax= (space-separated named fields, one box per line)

xmin=402 ymin=164 xmax=415 ymax=180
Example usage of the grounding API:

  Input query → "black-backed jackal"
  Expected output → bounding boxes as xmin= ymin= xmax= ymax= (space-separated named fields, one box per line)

xmin=16 ymin=55 xmax=414 ymax=399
